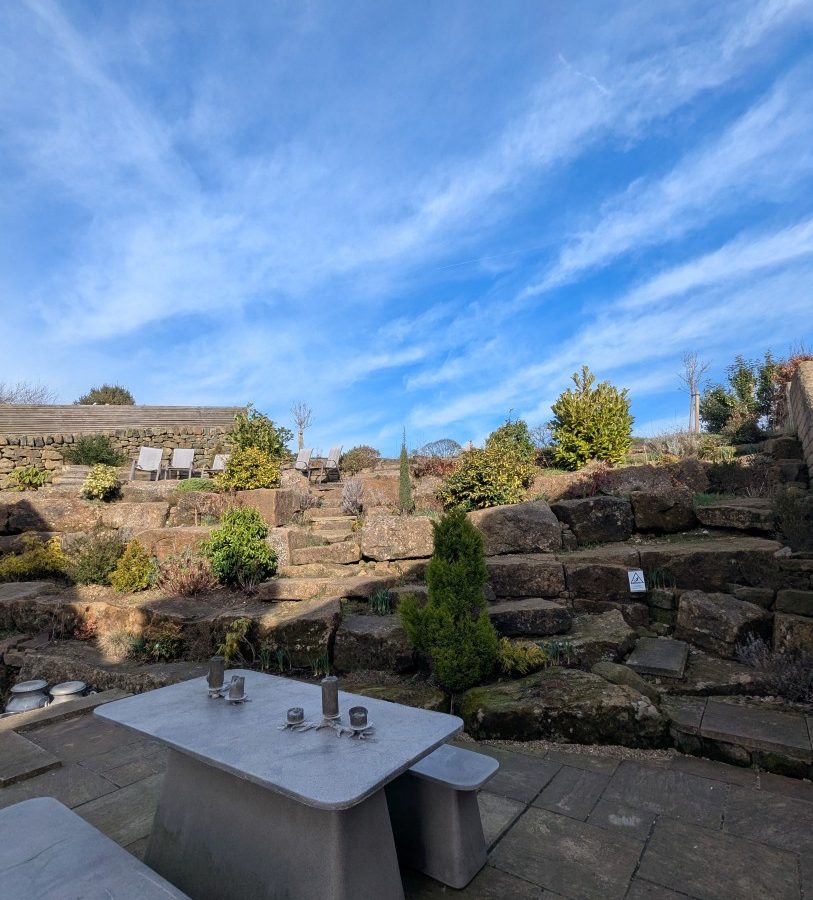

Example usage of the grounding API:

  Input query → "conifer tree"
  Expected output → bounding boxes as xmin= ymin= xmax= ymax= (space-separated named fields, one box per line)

xmin=398 ymin=429 xmax=413 ymax=514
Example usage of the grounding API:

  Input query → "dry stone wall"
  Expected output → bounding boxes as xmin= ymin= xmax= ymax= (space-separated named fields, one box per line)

xmin=789 ymin=360 xmax=813 ymax=471
xmin=0 ymin=426 xmax=230 ymax=488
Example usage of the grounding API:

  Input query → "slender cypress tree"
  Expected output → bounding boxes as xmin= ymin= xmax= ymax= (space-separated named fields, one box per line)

xmin=398 ymin=429 xmax=413 ymax=514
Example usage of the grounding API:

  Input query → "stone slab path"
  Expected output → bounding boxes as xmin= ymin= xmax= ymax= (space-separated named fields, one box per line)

xmin=627 ymin=637 xmax=688 ymax=679
xmin=1 ymin=705 xmax=812 ymax=899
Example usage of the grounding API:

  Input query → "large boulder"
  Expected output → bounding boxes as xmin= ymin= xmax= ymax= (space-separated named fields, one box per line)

xmin=668 ymin=649 xmax=774 ymax=696
xmin=332 ymin=614 xmax=415 ymax=673
xmin=775 ymin=589 xmax=813 ymax=617
xmin=101 ymin=502 xmax=170 ymax=532
xmin=694 ymin=499 xmax=776 ymax=534
xmin=344 ymin=678 xmax=447 ymax=711
xmin=360 ymin=515 xmax=434 ymax=561
xmin=638 ymin=537 xmax=783 ymax=592
xmin=166 ymin=491 xmax=232 ymax=526
xmin=563 ymin=562 xmax=635 ymax=601
xmin=674 ymin=591 xmax=771 ymax=658
xmin=773 ymin=613 xmax=813 ymax=655
xmin=568 ymin=609 xmax=637 ymax=667
xmin=3 ymin=495 xmax=101 ymax=534
xmin=591 ymin=661 xmax=661 ymax=703
xmin=256 ymin=597 xmax=341 ymax=668
xmin=238 ymin=489 xmax=301 ymax=527
xmin=459 ymin=668 xmax=667 ymax=747
xmin=763 ymin=436 xmax=804 ymax=460
xmin=467 ymin=500 xmax=561 ymax=555
xmin=487 ymin=598 xmax=571 ymax=636
xmin=630 ymin=489 xmax=697 ymax=534
xmin=134 ymin=526 xmax=212 ymax=561
xmin=255 ymin=574 xmax=397 ymax=602
xmin=550 ymin=496 xmax=633 ymax=545
xmin=486 ymin=555 xmax=565 ymax=598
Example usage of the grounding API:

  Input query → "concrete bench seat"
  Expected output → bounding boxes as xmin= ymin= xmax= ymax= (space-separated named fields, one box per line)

xmin=386 ymin=744 xmax=499 ymax=888
xmin=0 ymin=797 xmax=190 ymax=899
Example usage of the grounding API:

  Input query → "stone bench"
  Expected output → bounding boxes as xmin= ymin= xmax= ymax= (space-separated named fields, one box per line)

xmin=385 ymin=743 xmax=499 ymax=888
xmin=0 ymin=796 xmax=190 ymax=899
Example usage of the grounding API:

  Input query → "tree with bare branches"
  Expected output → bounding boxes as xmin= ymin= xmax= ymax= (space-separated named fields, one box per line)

xmin=290 ymin=401 xmax=313 ymax=449
xmin=0 ymin=380 xmax=57 ymax=404
xmin=679 ymin=352 xmax=710 ymax=434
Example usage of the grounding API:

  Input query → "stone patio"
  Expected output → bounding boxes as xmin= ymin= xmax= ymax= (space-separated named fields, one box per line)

xmin=1 ymin=699 xmax=812 ymax=899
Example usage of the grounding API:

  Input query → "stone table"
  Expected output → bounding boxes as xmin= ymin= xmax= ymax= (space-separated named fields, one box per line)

xmin=96 ymin=671 xmax=462 ymax=900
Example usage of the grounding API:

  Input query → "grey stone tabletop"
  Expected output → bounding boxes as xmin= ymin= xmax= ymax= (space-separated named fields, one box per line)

xmin=96 ymin=671 xmax=462 ymax=810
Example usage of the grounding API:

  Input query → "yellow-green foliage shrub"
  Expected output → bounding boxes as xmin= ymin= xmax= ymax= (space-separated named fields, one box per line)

xmin=109 ymin=541 xmax=156 ymax=593
xmin=498 ymin=638 xmax=550 ymax=677
xmin=215 ymin=447 xmax=280 ymax=491
xmin=550 ymin=366 xmax=633 ymax=470
xmin=0 ymin=535 xmax=67 ymax=581
xmin=81 ymin=464 xmax=121 ymax=501
xmin=9 ymin=466 xmax=50 ymax=491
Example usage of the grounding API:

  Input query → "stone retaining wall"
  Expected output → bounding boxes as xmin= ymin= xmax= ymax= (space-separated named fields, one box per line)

xmin=0 ymin=426 xmax=230 ymax=488
xmin=789 ymin=361 xmax=813 ymax=471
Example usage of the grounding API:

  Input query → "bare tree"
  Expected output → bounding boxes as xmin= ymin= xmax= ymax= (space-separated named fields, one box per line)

xmin=678 ymin=352 xmax=711 ymax=434
xmin=290 ymin=401 xmax=314 ymax=449
xmin=0 ymin=380 xmax=57 ymax=404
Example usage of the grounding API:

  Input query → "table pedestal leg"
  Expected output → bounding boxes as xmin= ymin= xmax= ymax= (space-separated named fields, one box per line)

xmin=145 ymin=749 xmax=405 ymax=900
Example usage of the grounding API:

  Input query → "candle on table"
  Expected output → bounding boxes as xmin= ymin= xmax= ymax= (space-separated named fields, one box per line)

xmin=207 ymin=656 xmax=225 ymax=690
xmin=321 ymin=675 xmax=339 ymax=719
xmin=287 ymin=707 xmax=304 ymax=724
xmin=228 ymin=675 xmax=245 ymax=700
xmin=349 ymin=706 xmax=367 ymax=728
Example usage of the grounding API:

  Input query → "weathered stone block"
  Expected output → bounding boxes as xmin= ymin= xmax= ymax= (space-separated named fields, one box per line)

xmin=238 ymin=489 xmax=300 ymax=527
xmin=467 ymin=500 xmax=561 ymax=555
xmin=629 ymin=489 xmax=697 ymax=534
xmin=550 ymin=496 xmax=633 ymax=545
xmin=256 ymin=597 xmax=341 ymax=668
xmin=486 ymin=555 xmax=566 ymax=598
xmin=695 ymin=499 xmax=776 ymax=534
xmin=675 ymin=591 xmax=771 ymax=658
xmin=101 ymin=502 xmax=169 ymax=532
xmin=134 ymin=526 xmax=212 ymax=562
xmin=332 ymin=614 xmax=414 ymax=672
xmin=487 ymin=598 xmax=571 ymax=636
xmin=775 ymin=589 xmax=813 ymax=617
xmin=290 ymin=540 xmax=360 ymax=567
xmin=773 ymin=612 xmax=813 ymax=654
xmin=564 ymin=562 xmax=633 ymax=601
xmin=568 ymin=609 xmax=636 ymax=667
xmin=360 ymin=515 xmax=434 ymax=561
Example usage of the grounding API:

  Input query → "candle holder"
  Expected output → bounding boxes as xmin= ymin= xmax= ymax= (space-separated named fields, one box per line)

xmin=287 ymin=707 xmax=305 ymax=724
xmin=349 ymin=706 xmax=368 ymax=728
xmin=226 ymin=675 xmax=249 ymax=704
xmin=321 ymin=675 xmax=340 ymax=720
xmin=207 ymin=656 xmax=226 ymax=698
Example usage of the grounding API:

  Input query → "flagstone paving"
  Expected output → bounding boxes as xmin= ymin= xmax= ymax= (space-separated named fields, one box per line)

xmin=1 ymin=707 xmax=812 ymax=899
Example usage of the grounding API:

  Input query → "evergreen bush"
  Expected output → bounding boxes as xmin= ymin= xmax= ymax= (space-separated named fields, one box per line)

xmin=64 ymin=529 xmax=124 ymax=585
xmin=76 ymin=384 xmax=134 ymax=405
xmin=81 ymin=464 xmax=121 ymax=501
xmin=550 ymin=366 xmax=633 ymax=470
xmin=202 ymin=506 xmax=277 ymax=588
xmin=63 ymin=435 xmax=126 ymax=466
xmin=228 ymin=404 xmax=292 ymax=460
xmin=109 ymin=541 xmax=156 ymax=593
xmin=0 ymin=535 xmax=67 ymax=582
xmin=215 ymin=446 xmax=280 ymax=491
xmin=399 ymin=509 xmax=498 ymax=694
xmin=340 ymin=445 xmax=380 ymax=475
xmin=398 ymin=433 xmax=413 ymax=513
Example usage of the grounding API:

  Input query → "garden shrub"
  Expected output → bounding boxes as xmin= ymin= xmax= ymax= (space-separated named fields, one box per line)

xmin=157 ymin=549 xmax=218 ymax=596
xmin=485 ymin=419 xmax=536 ymax=462
xmin=215 ymin=446 xmax=280 ymax=491
xmin=736 ymin=635 xmax=811 ymax=703
xmin=341 ymin=479 xmax=363 ymax=516
xmin=9 ymin=466 xmax=50 ymax=491
xmin=228 ymin=404 xmax=292 ymax=460
xmin=109 ymin=541 xmax=156 ymax=593
xmin=202 ymin=506 xmax=277 ymax=588
xmin=0 ymin=535 xmax=67 ymax=582
xmin=498 ymin=638 xmax=550 ymax=677
xmin=76 ymin=384 xmax=135 ymax=405
xmin=219 ymin=617 xmax=255 ymax=665
xmin=174 ymin=477 xmax=221 ymax=493
xmin=81 ymin=464 xmax=121 ymax=501
xmin=133 ymin=621 xmax=185 ymax=662
xmin=411 ymin=455 xmax=460 ymax=478
xmin=63 ymin=435 xmax=126 ymax=466
xmin=398 ymin=433 xmax=413 ymax=514
xmin=550 ymin=366 xmax=633 ymax=470
xmin=340 ymin=445 xmax=380 ymax=475
xmin=64 ymin=529 xmax=124 ymax=585
xmin=399 ymin=509 xmax=498 ymax=694
xmin=438 ymin=444 xmax=535 ymax=511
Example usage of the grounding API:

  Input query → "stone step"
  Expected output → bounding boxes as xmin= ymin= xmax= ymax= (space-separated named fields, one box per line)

xmin=313 ymin=529 xmax=356 ymax=545
xmin=290 ymin=540 xmax=360 ymax=567
xmin=332 ymin=614 xmax=414 ymax=673
xmin=278 ymin=563 xmax=362 ymax=579
xmin=255 ymin=574 xmax=396 ymax=602
xmin=304 ymin=509 xmax=355 ymax=522
xmin=487 ymin=598 xmax=572 ymax=637
xmin=666 ymin=695 xmax=813 ymax=779
xmin=694 ymin=499 xmax=776 ymax=534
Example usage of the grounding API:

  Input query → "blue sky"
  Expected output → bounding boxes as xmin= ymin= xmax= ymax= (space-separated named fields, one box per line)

xmin=2 ymin=1 xmax=813 ymax=455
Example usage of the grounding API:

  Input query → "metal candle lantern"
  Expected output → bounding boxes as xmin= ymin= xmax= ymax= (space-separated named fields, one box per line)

xmin=287 ymin=707 xmax=305 ymax=724
xmin=207 ymin=656 xmax=225 ymax=692
xmin=321 ymin=675 xmax=339 ymax=719
xmin=349 ymin=706 xmax=368 ymax=728
xmin=228 ymin=675 xmax=245 ymax=701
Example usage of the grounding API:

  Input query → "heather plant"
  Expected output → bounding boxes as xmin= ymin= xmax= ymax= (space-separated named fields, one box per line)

xmin=0 ymin=534 xmax=67 ymax=582
xmin=81 ymin=464 xmax=121 ymax=501
xmin=340 ymin=445 xmax=380 ymax=475
xmin=64 ymin=529 xmax=124 ymax=585
xmin=202 ymin=506 xmax=277 ymax=588
xmin=215 ymin=446 xmax=280 ymax=491
xmin=109 ymin=541 xmax=156 ymax=593
xmin=157 ymin=549 xmax=218 ymax=596
xmin=9 ymin=466 xmax=50 ymax=491
xmin=550 ymin=366 xmax=633 ymax=469
xmin=341 ymin=479 xmax=364 ymax=516
xmin=736 ymin=635 xmax=812 ymax=703
xmin=63 ymin=435 xmax=126 ymax=466
xmin=399 ymin=509 xmax=498 ymax=695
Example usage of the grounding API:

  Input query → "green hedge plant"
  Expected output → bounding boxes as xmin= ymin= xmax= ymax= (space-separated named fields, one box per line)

xmin=340 ymin=445 xmax=380 ymax=475
xmin=215 ymin=447 xmax=280 ymax=491
xmin=228 ymin=404 xmax=292 ymax=459
xmin=109 ymin=541 xmax=156 ymax=593
xmin=64 ymin=529 xmax=124 ymax=585
xmin=81 ymin=464 xmax=121 ymax=501
xmin=399 ymin=509 xmax=498 ymax=695
xmin=63 ymin=435 xmax=126 ymax=466
xmin=550 ymin=366 xmax=633 ymax=470
xmin=202 ymin=506 xmax=277 ymax=588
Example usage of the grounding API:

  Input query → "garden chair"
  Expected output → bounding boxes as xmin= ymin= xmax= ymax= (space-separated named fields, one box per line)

xmin=202 ymin=452 xmax=229 ymax=479
xmin=308 ymin=445 xmax=342 ymax=482
xmin=163 ymin=448 xmax=196 ymax=480
xmin=293 ymin=447 xmax=312 ymax=474
xmin=129 ymin=446 xmax=163 ymax=481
